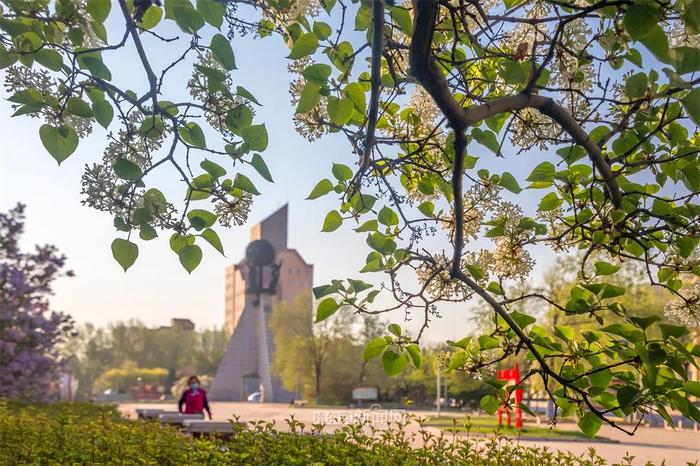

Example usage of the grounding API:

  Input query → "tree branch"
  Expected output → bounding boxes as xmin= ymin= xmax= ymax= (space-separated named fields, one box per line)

xmin=359 ymin=0 xmax=385 ymax=173
xmin=408 ymin=1 xmax=622 ymax=208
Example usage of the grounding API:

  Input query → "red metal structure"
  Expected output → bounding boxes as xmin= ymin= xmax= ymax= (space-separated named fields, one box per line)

xmin=497 ymin=363 xmax=523 ymax=429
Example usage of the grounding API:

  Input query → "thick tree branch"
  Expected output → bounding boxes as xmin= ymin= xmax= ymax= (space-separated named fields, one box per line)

xmin=359 ymin=0 xmax=385 ymax=173
xmin=409 ymin=1 xmax=622 ymax=209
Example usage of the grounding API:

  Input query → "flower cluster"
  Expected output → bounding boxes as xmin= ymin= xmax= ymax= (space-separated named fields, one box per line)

xmin=665 ymin=281 xmax=700 ymax=327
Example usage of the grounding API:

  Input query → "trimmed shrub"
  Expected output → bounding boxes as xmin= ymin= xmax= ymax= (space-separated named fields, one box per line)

xmin=0 ymin=402 xmax=635 ymax=465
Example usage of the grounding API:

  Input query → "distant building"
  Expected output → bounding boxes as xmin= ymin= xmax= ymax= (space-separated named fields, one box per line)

xmin=211 ymin=205 xmax=313 ymax=402
xmin=156 ymin=318 xmax=195 ymax=332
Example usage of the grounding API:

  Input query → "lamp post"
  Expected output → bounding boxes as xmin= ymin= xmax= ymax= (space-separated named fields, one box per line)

xmin=436 ymin=357 xmax=441 ymax=417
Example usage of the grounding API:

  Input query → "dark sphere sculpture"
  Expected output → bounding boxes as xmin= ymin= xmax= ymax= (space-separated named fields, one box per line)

xmin=245 ymin=239 xmax=275 ymax=267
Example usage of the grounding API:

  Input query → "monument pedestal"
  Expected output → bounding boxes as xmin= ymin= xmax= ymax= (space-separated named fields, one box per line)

xmin=209 ymin=294 xmax=291 ymax=402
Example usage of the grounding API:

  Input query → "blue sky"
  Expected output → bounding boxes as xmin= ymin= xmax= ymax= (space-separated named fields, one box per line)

xmin=0 ymin=6 xmax=562 ymax=343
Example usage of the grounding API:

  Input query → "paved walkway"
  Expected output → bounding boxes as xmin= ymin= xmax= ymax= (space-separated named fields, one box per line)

xmin=119 ymin=402 xmax=699 ymax=465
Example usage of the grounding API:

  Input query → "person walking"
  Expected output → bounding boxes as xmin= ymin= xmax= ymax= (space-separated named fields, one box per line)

xmin=178 ymin=376 xmax=212 ymax=419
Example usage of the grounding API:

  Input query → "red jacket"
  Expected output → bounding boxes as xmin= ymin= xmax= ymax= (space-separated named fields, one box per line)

xmin=178 ymin=388 xmax=211 ymax=416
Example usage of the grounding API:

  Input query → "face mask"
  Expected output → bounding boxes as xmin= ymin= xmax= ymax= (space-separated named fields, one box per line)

xmin=190 ymin=383 xmax=199 ymax=391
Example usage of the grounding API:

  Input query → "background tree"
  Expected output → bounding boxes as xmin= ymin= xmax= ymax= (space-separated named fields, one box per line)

xmin=1 ymin=0 xmax=699 ymax=436
xmin=269 ymin=294 xmax=357 ymax=403
xmin=0 ymin=204 xmax=74 ymax=402
xmin=64 ymin=320 xmax=226 ymax=398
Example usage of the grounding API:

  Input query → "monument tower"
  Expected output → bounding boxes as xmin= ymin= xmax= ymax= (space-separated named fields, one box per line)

xmin=209 ymin=205 xmax=313 ymax=402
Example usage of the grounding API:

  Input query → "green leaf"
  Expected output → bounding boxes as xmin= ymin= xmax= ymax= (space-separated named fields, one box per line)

xmin=478 ymin=335 xmax=499 ymax=350
xmin=382 ymin=350 xmax=409 ymax=376
xmin=659 ymin=324 xmax=689 ymax=339
xmin=350 ymin=193 xmax=376 ymax=213
xmin=288 ymin=32 xmax=319 ymax=60
xmin=178 ymin=244 xmax=202 ymax=273
xmin=672 ymin=46 xmax=700 ymax=74
xmin=378 ymin=206 xmax=399 ymax=226
xmin=624 ymin=3 xmax=660 ymax=41
xmin=343 ymin=83 xmax=366 ymax=114
xmin=200 ymin=159 xmax=226 ymax=178
xmin=417 ymin=201 xmax=434 ymax=217
xmin=388 ymin=323 xmax=402 ymax=336
xmin=348 ymin=278 xmax=372 ymax=293
xmin=236 ymin=86 xmax=260 ymax=105
xmin=34 ymin=48 xmax=63 ymax=71
xmin=172 ymin=0 xmax=205 ymax=33
xmin=602 ymin=323 xmax=644 ymax=342
xmin=682 ymin=88 xmax=700 ymax=125
xmin=677 ymin=236 xmax=699 ymax=258
xmin=307 ymin=179 xmax=334 ymax=199
xmin=179 ymin=122 xmax=206 ymax=148
xmin=331 ymin=163 xmax=353 ymax=181
xmin=139 ymin=117 xmax=165 ymax=139
xmin=363 ymin=336 xmax=389 ymax=360
xmin=589 ymin=368 xmax=612 ymax=388
xmin=683 ymin=381 xmax=700 ymax=398
xmin=201 ymin=228 xmax=224 ymax=255
xmin=624 ymin=72 xmax=648 ymax=98
xmin=354 ymin=6 xmax=372 ymax=30
xmin=554 ymin=325 xmax=575 ymax=342
xmin=486 ymin=282 xmax=503 ymax=295
xmin=187 ymin=209 xmax=217 ymax=230
xmin=82 ymin=56 xmax=112 ymax=81
xmin=616 ymin=386 xmax=639 ymax=411
xmin=527 ymin=161 xmax=555 ymax=183
xmin=250 ymin=153 xmax=273 ymax=182
xmin=87 ymin=0 xmax=111 ymax=23
xmin=139 ymin=5 xmax=163 ymax=29
xmin=197 ymin=0 xmax=225 ymax=28
xmin=139 ymin=224 xmax=158 ymax=241
xmin=390 ymin=7 xmax=413 ymax=35
xmin=241 ymin=124 xmax=268 ymax=151
xmin=39 ymin=124 xmax=79 ymax=164
xmin=114 ymin=158 xmax=142 ymax=181
xmin=406 ymin=344 xmax=422 ymax=369
xmin=225 ymin=105 xmax=253 ymax=135
xmin=296 ymin=82 xmax=321 ymax=114
xmin=509 ymin=310 xmax=536 ymax=328
xmin=327 ymin=96 xmax=354 ymax=126
xmin=355 ymin=220 xmax=378 ymax=232
xmin=499 ymin=172 xmax=522 ymax=193
xmin=594 ymin=261 xmax=621 ymax=276
xmin=313 ymin=21 xmax=332 ymax=40
xmin=111 ymin=238 xmax=138 ymax=272
xmin=322 ymin=210 xmax=343 ymax=232
xmin=315 ymin=297 xmax=340 ymax=322
xmin=577 ymin=412 xmax=602 ymax=437
xmin=92 ymin=100 xmax=113 ymax=129
xmin=538 ymin=192 xmax=563 ymax=211
xmin=302 ymin=63 xmax=332 ymax=83
xmin=480 ymin=395 xmax=500 ymax=415
xmin=500 ymin=59 xmax=528 ymax=85
xmin=640 ymin=26 xmax=670 ymax=63
xmin=233 ymin=173 xmax=260 ymax=195
xmin=210 ymin=34 xmax=236 ymax=70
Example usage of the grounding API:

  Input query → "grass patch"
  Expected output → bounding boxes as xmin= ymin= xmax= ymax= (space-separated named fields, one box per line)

xmin=423 ymin=415 xmax=598 ymax=440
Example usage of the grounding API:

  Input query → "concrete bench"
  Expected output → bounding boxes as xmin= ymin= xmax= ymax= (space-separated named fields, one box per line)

xmin=137 ymin=409 xmax=178 ymax=419
xmin=183 ymin=420 xmax=246 ymax=434
xmin=158 ymin=413 xmax=205 ymax=425
xmin=293 ymin=399 xmax=308 ymax=407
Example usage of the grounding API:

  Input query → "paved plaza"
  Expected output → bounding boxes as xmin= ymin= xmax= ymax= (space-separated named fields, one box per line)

xmin=119 ymin=402 xmax=700 ymax=465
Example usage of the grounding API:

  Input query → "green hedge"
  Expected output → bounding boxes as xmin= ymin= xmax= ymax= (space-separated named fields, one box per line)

xmin=0 ymin=402 xmax=627 ymax=465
